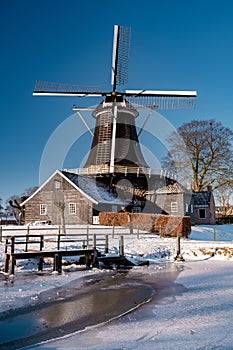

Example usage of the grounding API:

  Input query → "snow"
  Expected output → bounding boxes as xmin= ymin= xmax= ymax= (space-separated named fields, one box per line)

xmin=1 ymin=224 xmax=233 ymax=349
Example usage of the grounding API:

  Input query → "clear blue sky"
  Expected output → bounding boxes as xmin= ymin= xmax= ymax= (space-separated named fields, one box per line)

xmin=1 ymin=0 xmax=233 ymax=205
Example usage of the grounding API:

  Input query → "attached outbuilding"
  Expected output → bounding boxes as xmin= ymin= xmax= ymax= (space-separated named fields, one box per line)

xmin=192 ymin=186 xmax=216 ymax=225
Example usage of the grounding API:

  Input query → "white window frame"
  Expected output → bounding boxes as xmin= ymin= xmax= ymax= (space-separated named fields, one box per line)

xmin=40 ymin=204 xmax=47 ymax=215
xmin=171 ymin=202 xmax=178 ymax=213
xmin=54 ymin=180 xmax=61 ymax=189
xmin=69 ymin=203 xmax=77 ymax=215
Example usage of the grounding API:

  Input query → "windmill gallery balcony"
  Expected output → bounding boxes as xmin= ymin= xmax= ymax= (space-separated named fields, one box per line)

xmin=63 ymin=166 xmax=177 ymax=179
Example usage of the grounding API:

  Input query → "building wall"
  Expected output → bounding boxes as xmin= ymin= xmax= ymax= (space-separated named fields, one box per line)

xmin=193 ymin=192 xmax=216 ymax=225
xmin=24 ymin=174 xmax=93 ymax=225
xmin=155 ymin=193 xmax=186 ymax=216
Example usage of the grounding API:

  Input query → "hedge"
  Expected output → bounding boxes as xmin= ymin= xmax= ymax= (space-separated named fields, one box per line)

xmin=98 ymin=212 xmax=191 ymax=237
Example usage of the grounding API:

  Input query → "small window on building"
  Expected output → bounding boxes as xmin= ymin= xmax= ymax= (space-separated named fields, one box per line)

xmin=171 ymin=202 xmax=178 ymax=213
xmin=54 ymin=180 xmax=61 ymax=189
xmin=199 ymin=208 xmax=206 ymax=219
xmin=40 ymin=204 xmax=47 ymax=215
xmin=69 ymin=203 xmax=76 ymax=215
xmin=132 ymin=207 xmax=141 ymax=213
xmin=112 ymin=205 xmax=117 ymax=213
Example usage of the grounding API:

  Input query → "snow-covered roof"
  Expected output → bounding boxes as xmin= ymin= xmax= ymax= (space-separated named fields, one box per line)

xmin=155 ymin=181 xmax=189 ymax=194
xmin=193 ymin=191 xmax=211 ymax=206
xmin=62 ymin=171 xmax=128 ymax=205
xmin=20 ymin=169 xmax=128 ymax=206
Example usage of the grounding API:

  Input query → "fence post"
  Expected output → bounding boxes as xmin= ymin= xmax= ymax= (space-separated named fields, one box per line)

xmin=4 ymin=253 xmax=10 ymax=273
xmin=105 ymin=234 xmax=109 ymax=254
xmin=86 ymin=225 xmax=89 ymax=248
xmin=53 ymin=253 xmax=62 ymax=273
xmin=25 ymin=225 xmax=30 ymax=252
xmin=40 ymin=235 xmax=44 ymax=251
xmin=9 ymin=236 xmax=15 ymax=275
xmin=57 ymin=233 xmax=61 ymax=250
xmin=174 ymin=235 xmax=185 ymax=262
xmin=11 ymin=236 xmax=15 ymax=254
xmin=5 ymin=237 xmax=8 ymax=254
xmin=38 ymin=257 xmax=43 ymax=271
xmin=112 ymin=225 xmax=115 ymax=238
xmin=213 ymin=228 xmax=216 ymax=241
xmin=119 ymin=235 xmax=124 ymax=258
xmin=92 ymin=234 xmax=96 ymax=250
xmin=92 ymin=233 xmax=99 ymax=267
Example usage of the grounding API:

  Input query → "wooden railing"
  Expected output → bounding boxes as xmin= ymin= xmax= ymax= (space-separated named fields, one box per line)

xmin=63 ymin=166 xmax=170 ymax=177
xmin=0 ymin=224 xmax=141 ymax=243
xmin=3 ymin=232 xmax=127 ymax=275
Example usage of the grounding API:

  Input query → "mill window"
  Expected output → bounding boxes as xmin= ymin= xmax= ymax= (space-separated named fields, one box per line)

xmin=69 ymin=203 xmax=76 ymax=215
xmin=40 ymin=204 xmax=47 ymax=215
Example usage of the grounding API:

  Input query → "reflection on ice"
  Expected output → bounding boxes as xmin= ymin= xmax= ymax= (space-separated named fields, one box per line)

xmin=1 ymin=266 xmax=180 ymax=349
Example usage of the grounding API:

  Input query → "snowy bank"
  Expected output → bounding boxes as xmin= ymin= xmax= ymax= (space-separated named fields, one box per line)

xmin=1 ymin=224 xmax=233 ymax=349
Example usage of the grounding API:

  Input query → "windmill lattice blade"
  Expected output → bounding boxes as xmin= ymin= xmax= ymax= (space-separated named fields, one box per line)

xmin=117 ymin=26 xmax=131 ymax=85
xmin=33 ymin=80 xmax=102 ymax=96
xmin=114 ymin=26 xmax=131 ymax=86
xmin=127 ymin=95 xmax=196 ymax=109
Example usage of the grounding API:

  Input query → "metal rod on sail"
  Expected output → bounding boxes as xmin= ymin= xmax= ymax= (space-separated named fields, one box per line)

xmin=137 ymin=108 xmax=155 ymax=137
xmin=72 ymin=107 xmax=94 ymax=136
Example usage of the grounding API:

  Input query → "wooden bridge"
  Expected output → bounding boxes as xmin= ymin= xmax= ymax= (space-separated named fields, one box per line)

xmin=3 ymin=232 xmax=127 ymax=275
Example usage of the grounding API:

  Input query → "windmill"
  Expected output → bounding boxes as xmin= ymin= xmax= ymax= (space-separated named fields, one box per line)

xmin=33 ymin=25 xmax=197 ymax=211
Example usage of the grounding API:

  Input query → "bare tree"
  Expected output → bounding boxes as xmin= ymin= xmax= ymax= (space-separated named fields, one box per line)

xmin=7 ymin=187 xmax=38 ymax=224
xmin=162 ymin=119 xmax=233 ymax=191
xmin=21 ymin=186 xmax=38 ymax=197
xmin=214 ymin=185 xmax=233 ymax=218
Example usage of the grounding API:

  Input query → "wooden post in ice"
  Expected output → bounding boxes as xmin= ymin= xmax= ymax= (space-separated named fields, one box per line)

xmin=105 ymin=234 xmax=109 ymax=254
xmin=213 ymin=228 xmax=216 ymax=241
xmin=119 ymin=235 xmax=124 ymax=258
xmin=9 ymin=236 xmax=15 ymax=275
xmin=174 ymin=234 xmax=185 ymax=262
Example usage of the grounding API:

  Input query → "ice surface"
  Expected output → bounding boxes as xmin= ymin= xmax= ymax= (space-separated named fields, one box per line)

xmin=1 ymin=224 xmax=233 ymax=349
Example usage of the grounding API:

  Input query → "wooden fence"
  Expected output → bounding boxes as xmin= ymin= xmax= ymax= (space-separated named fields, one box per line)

xmin=0 ymin=224 xmax=141 ymax=245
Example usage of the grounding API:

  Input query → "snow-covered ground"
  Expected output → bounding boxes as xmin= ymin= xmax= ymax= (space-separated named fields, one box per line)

xmin=1 ymin=224 xmax=233 ymax=349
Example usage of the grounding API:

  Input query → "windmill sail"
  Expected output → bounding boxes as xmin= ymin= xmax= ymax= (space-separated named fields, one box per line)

xmin=33 ymin=80 xmax=102 ymax=96
xmin=111 ymin=25 xmax=131 ymax=91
